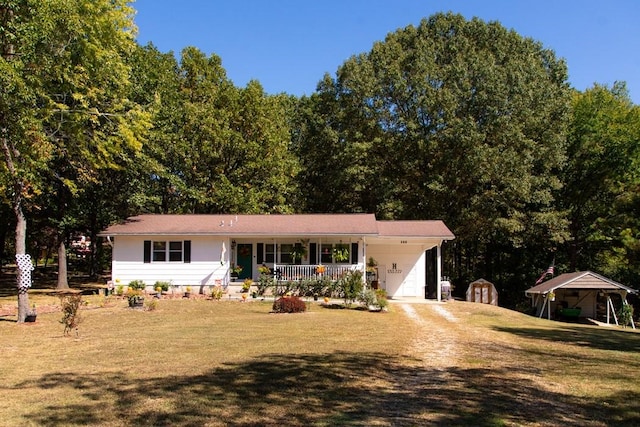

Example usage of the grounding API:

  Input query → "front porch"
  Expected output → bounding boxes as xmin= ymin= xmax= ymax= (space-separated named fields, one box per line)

xmin=232 ymin=264 xmax=360 ymax=283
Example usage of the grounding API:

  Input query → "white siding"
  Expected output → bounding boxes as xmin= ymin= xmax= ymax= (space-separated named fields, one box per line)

xmin=111 ymin=235 xmax=229 ymax=292
xmin=366 ymin=240 xmax=433 ymax=298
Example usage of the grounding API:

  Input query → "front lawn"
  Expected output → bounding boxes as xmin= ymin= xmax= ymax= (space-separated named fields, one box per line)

xmin=1 ymin=295 xmax=638 ymax=426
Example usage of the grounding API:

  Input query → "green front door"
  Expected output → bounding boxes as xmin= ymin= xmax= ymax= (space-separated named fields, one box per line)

xmin=237 ymin=244 xmax=253 ymax=280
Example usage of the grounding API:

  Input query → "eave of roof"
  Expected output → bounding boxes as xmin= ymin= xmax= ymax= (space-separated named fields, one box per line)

xmin=100 ymin=214 xmax=380 ymax=237
xmin=375 ymin=220 xmax=455 ymax=240
xmin=525 ymin=271 xmax=637 ymax=294
xmin=99 ymin=214 xmax=456 ymax=240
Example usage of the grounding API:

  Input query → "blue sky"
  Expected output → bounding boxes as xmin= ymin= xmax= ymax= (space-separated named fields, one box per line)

xmin=132 ymin=0 xmax=639 ymax=104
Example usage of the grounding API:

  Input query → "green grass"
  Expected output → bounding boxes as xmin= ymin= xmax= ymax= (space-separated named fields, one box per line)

xmin=1 ymin=294 xmax=639 ymax=426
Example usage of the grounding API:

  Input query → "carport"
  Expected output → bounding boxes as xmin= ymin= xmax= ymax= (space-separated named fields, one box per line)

xmin=525 ymin=271 xmax=636 ymax=328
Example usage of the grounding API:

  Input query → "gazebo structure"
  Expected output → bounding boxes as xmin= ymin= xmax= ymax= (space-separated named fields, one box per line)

xmin=525 ymin=271 xmax=636 ymax=328
xmin=466 ymin=278 xmax=498 ymax=306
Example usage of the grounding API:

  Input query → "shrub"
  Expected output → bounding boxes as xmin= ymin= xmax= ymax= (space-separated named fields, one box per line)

xmin=257 ymin=267 xmax=273 ymax=296
xmin=146 ymin=299 xmax=158 ymax=311
xmin=211 ymin=285 xmax=224 ymax=300
xmin=618 ymin=303 xmax=634 ymax=328
xmin=272 ymin=296 xmax=307 ymax=313
xmin=128 ymin=280 xmax=146 ymax=291
xmin=60 ymin=294 xmax=85 ymax=336
xmin=375 ymin=289 xmax=388 ymax=309
xmin=337 ymin=270 xmax=364 ymax=305
xmin=154 ymin=280 xmax=170 ymax=292
xmin=358 ymin=289 xmax=377 ymax=307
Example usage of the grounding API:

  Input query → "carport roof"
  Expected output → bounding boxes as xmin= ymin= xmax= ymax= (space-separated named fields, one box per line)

xmin=525 ymin=271 xmax=637 ymax=295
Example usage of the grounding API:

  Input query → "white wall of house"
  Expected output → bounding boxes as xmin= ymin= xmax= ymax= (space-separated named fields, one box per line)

xmin=366 ymin=240 xmax=439 ymax=299
xmin=111 ymin=235 xmax=229 ymax=292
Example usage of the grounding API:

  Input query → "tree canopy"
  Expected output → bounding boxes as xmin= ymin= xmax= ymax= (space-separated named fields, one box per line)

xmin=1 ymin=7 xmax=638 ymax=309
xmin=296 ymin=13 xmax=572 ymax=302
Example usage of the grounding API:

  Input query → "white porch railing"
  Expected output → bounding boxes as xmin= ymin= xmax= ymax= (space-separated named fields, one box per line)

xmin=274 ymin=264 xmax=360 ymax=281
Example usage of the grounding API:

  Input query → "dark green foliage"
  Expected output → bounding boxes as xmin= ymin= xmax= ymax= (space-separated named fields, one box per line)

xmin=560 ymin=83 xmax=640 ymax=284
xmin=272 ymin=296 xmax=307 ymax=313
xmin=296 ymin=12 xmax=573 ymax=305
xmin=618 ymin=303 xmax=634 ymax=328
xmin=154 ymin=281 xmax=170 ymax=292
xmin=127 ymin=280 xmax=146 ymax=290
xmin=337 ymin=270 xmax=364 ymax=305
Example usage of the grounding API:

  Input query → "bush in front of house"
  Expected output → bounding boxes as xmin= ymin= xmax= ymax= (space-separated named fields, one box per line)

xmin=128 ymin=280 xmax=146 ymax=291
xmin=272 ymin=296 xmax=307 ymax=313
xmin=154 ymin=280 xmax=170 ymax=292
xmin=336 ymin=270 xmax=364 ymax=305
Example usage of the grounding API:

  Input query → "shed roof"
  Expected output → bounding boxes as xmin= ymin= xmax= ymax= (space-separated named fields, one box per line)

xmin=525 ymin=271 xmax=637 ymax=295
xmin=100 ymin=214 xmax=454 ymax=240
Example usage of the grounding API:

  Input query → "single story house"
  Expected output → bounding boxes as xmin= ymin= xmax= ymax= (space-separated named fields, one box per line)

xmin=525 ymin=271 xmax=637 ymax=327
xmin=100 ymin=213 xmax=455 ymax=300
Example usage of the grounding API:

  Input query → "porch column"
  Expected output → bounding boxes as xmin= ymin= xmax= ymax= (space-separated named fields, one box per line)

xmin=436 ymin=243 xmax=442 ymax=301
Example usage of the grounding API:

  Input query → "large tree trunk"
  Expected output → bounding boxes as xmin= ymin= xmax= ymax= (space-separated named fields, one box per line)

xmin=2 ymin=132 xmax=31 ymax=323
xmin=57 ymin=239 xmax=69 ymax=289
xmin=15 ymin=201 xmax=31 ymax=323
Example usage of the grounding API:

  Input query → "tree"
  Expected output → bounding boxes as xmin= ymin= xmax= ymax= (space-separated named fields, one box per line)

xmin=298 ymin=13 xmax=571 ymax=303
xmin=1 ymin=0 xmax=52 ymax=321
xmin=0 ymin=0 xmax=145 ymax=318
xmin=560 ymin=83 xmax=640 ymax=283
xmin=136 ymin=46 xmax=300 ymax=215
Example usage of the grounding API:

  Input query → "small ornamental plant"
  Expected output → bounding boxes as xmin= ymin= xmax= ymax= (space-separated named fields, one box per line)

xmin=272 ymin=295 xmax=307 ymax=313
xmin=211 ymin=285 xmax=224 ymax=300
xmin=60 ymin=294 xmax=85 ymax=336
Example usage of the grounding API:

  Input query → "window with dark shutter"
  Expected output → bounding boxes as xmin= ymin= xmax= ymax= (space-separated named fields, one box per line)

xmin=257 ymin=243 xmax=264 ymax=264
xmin=351 ymin=243 xmax=359 ymax=264
xmin=309 ymin=243 xmax=317 ymax=265
xmin=144 ymin=240 xmax=151 ymax=263
xmin=183 ymin=240 xmax=191 ymax=263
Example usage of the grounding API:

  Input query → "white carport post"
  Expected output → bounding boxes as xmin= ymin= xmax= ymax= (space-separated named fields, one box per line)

xmin=436 ymin=243 xmax=442 ymax=302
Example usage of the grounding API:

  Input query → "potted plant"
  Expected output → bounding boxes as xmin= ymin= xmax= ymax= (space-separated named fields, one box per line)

xmin=548 ymin=291 xmax=555 ymax=302
xmin=290 ymin=242 xmax=308 ymax=264
xmin=127 ymin=280 xmax=146 ymax=308
xmin=316 ymin=264 xmax=326 ymax=274
xmin=242 ymin=279 xmax=252 ymax=293
xmin=184 ymin=286 xmax=192 ymax=298
xmin=332 ymin=244 xmax=349 ymax=263
xmin=127 ymin=289 xmax=144 ymax=308
xmin=25 ymin=304 xmax=37 ymax=322
xmin=231 ymin=264 xmax=243 ymax=278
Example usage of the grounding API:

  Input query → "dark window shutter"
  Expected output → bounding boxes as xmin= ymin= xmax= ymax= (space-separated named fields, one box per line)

xmin=143 ymin=240 xmax=151 ymax=263
xmin=183 ymin=240 xmax=191 ymax=263
xmin=310 ymin=243 xmax=317 ymax=264
xmin=351 ymin=243 xmax=358 ymax=264
xmin=257 ymin=243 xmax=264 ymax=264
